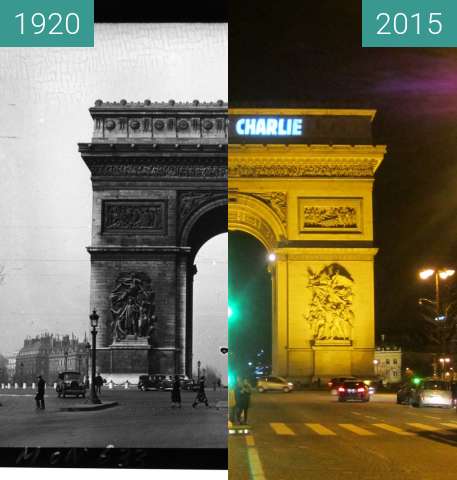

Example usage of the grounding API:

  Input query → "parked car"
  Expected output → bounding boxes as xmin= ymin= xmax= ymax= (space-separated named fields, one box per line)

xmin=56 ymin=371 xmax=86 ymax=398
xmin=396 ymin=382 xmax=416 ymax=405
xmin=138 ymin=374 xmax=161 ymax=391
xmin=328 ymin=377 xmax=358 ymax=395
xmin=178 ymin=375 xmax=197 ymax=391
xmin=411 ymin=379 xmax=453 ymax=408
xmin=337 ymin=380 xmax=370 ymax=402
xmin=257 ymin=376 xmax=294 ymax=393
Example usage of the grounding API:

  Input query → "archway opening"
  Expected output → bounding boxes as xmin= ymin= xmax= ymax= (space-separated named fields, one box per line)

xmin=228 ymin=231 xmax=272 ymax=383
xmin=193 ymin=233 xmax=228 ymax=385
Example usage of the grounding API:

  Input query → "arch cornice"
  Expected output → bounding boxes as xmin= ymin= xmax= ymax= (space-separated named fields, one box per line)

xmin=228 ymin=192 xmax=287 ymax=250
xmin=179 ymin=195 xmax=227 ymax=247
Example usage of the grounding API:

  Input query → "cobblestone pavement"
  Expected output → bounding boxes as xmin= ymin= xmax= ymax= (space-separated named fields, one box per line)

xmin=0 ymin=387 xmax=227 ymax=448
xmin=229 ymin=391 xmax=457 ymax=480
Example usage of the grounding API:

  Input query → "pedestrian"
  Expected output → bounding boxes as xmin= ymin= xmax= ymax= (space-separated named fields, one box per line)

xmin=234 ymin=377 xmax=243 ymax=424
xmin=171 ymin=375 xmax=182 ymax=408
xmin=238 ymin=379 xmax=252 ymax=425
xmin=35 ymin=375 xmax=46 ymax=410
xmin=228 ymin=387 xmax=237 ymax=424
xmin=192 ymin=376 xmax=209 ymax=408
xmin=94 ymin=374 xmax=104 ymax=394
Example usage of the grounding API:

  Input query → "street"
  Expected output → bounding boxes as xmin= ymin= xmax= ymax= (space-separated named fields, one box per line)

xmin=229 ymin=390 xmax=457 ymax=480
xmin=0 ymin=387 xmax=227 ymax=448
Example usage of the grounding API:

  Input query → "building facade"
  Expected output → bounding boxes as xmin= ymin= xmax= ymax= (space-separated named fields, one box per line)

xmin=374 ymin=346 xmax=402 ymax=384
xmin=16 ymin=334 xmax=89 ymax=384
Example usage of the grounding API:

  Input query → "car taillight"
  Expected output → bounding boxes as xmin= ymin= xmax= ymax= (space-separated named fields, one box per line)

xmin=357 ymin=388 xmax=365 ymax=393
xmin=328 ymin=382 xmax=333 ymax=387
xmin=338 ymin=387 xmax=345 ymax=392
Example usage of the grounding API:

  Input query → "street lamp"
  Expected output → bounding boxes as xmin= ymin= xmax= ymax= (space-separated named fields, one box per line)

xmin=419 ymin=267 xmax=455 ymax=355
xmin=439 ymin=357 xmax=451 ymax=380
xmin=89 ymin=310 xmax=101 ymax=404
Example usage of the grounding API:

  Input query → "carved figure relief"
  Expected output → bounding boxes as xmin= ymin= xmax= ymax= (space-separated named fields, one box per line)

xmin=103 ymin=201 xmax=166 ymax=234
xmin=109 ymin=272 xmax=157 ymax=342
xmin=298 ymin=198 xmax=362 ymax=233
xmin=305 ymin=263 xmax=355 ymax=341
xmin=303 ymin=206 xmax=357 ymax=229
xmin=250 ymin=192 xmax=287 ymax=226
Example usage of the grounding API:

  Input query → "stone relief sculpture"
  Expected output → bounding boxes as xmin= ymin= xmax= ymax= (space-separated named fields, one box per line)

xmin=109 ymin=272 xmax=157 ymax=342
xmin=103 ymin=202 xmax=165 ymax=232
xmin=305 ymin=263 xmax=355 ymax=341
xmin=303 ymin=206 xmax=357 ymax=229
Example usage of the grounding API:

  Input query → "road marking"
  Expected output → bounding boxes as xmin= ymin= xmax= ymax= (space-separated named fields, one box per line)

xmin=364 ymin=415 xmax=379 ymax=420
xmin=305 ymin=423 xmax=336 ymax=436
xmin=421 ymin=415 xmax=442 ymax=420
xmin=407 ymin=422 xmax=440 ymax=432
xmin=0 ymin=394 xmax=34 ymax=397
xmin=372 ymin=423 xmax=414 ymax=436
xmin=270 ymin=422 xmax=296 ymax=436
xmin=440 ymin=423 xmax=457 ymax=429
xmin=245 ymin=435 xmax=265 ymax=480
xmin=351 ymin=411 xmax=362 ymax=416
xmin=247 ymin=446 xmax=266 ymax=479
xmin=338 ymin=424 xmax=375 ymax=436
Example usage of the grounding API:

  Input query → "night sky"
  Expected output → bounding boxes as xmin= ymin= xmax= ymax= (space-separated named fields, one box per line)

xmin=229 ymin=0 xmax=457 ymax=356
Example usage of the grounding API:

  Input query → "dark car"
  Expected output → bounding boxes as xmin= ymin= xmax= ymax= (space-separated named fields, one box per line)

xmin=56 ymin=371 xmax=86 ymax=398
xmin=328 ymin=377 xmax=358 ymax=395
xmin=337 ymin=380 xmax=370 ymax=402
xmin=137 ymin=374 xmax=161 ymax=391
xmin=396 ymin=383 xmax=416 ymax=405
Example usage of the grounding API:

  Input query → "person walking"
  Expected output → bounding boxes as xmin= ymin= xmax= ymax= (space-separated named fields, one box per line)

xmin=228 ymin=386 xmax=237 ymax=424
xmin=238 ymin=379 xmax=252 ymax=425
xmin=35 ymin=375 xmax=46 ymax=410
xmin=171 ymin=375 xmax=182 ymax=408
xmin=94 ymin=374 xmax=104 ymax=395
xmin=192 ymin=376 xmax=209 ymax=408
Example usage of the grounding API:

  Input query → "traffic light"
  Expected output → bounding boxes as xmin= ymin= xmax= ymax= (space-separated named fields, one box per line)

xmin=412 ymin=377 xmax=421 ymax=385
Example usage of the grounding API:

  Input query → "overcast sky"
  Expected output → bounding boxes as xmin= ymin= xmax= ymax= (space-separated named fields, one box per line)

xmin=0 ymin=23 xmax=228 ymax=378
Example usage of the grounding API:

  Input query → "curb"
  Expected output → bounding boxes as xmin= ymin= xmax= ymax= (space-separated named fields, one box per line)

xmin=59 ymin=401 xmax=118 ymax=412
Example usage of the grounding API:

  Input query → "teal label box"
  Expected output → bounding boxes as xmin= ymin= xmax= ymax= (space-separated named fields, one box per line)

xmin=362 ymin=0 xmax=457 ymax=47
xmin=0 ymin=0 xmax=94 ymax=47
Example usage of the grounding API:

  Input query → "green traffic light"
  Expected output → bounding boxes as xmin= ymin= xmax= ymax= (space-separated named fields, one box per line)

xmin=412 ymin=377 xmax=421 ymax=385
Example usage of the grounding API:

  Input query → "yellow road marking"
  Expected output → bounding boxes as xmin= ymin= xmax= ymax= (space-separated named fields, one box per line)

xmin=338 ymin=423 xmax=375 ymax=436
xmin=440 ymin=423 xmax=457 ymax=429
xmin=270 ymin=422 xmax=296 ymax=436
xmin=407 ymin=423 xmax=440 ymax=432
xmin=246 ymin=435 xmax=256 ymax=447
xmin=305 ymin=423 xmax=336 ymax=436
xmin=247 ymin=446 xmax=266 ymax=479
xmin=372 ymin=423 xmax=414 ymax=436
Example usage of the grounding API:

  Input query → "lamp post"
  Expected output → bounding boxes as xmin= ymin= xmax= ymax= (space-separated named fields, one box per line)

xmin=197 ymin=360 xmax=201 ymax=380
xmin=439 ymin=357 xmax=451 ymax=380
xmin=419 ymin=268 xmax=455 ymax=357
xmin=64 ymin=349 xmax=68 ymax=371
xmin=89 ymin=310 xmax=101 ymax=404
xmin=85 ymin=342 xmax=90 ymax=388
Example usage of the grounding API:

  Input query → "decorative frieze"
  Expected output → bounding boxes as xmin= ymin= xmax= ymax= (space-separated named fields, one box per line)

xmin=250 ymin=192 xmax=287 ymax=226
xmin=298 ymin=197 xmax=362 ymax=233
xmin=102 ymin=200 xmax=167 ymax=234
xmin=178 ymin=191 xmax=226 ymax=228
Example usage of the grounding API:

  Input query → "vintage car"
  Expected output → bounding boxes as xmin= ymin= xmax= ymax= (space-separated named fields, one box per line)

xmin=56 ymin=371 xmax=86 ymax=398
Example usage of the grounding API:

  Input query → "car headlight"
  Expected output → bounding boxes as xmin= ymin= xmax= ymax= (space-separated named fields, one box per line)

xmin=288 ymin=382 xmax=293 ymax=386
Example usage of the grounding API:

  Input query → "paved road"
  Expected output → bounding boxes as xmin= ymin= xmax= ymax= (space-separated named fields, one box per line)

xmin=229 ymin=390 xmax=457 ymax=480
xmin=0 ymin=387 xmax=227 ymax=448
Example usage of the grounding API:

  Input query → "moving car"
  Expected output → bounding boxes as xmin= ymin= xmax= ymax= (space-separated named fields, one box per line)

xmin=337 ymin=380 xmax=369 ymax=402
xmin=328 ymin=377 xmax=358 ymax=395
xmin=256 ymin=376 xmax=294 ymax=393
xmin=56 ymin=371 xmax=86 ymax=398
xmin=410 ymin=379 xmax=453 ymax=408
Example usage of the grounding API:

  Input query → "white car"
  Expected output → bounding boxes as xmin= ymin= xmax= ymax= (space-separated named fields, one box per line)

xmin=411 ymin=379 xmax=453 ymax=408
xmin=257 ymin=376 xmax=294 ymax=393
